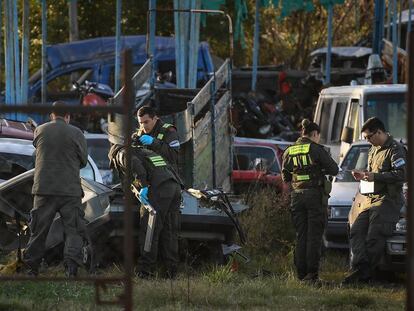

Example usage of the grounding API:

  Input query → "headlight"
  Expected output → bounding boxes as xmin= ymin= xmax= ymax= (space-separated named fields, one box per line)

xmin=395 ymin=218 xmax=406 ymax=233
xmin=328 ymin=206 xmax=350 ymax=219
xmin=390 ymin=243 xmax=404 ymax=251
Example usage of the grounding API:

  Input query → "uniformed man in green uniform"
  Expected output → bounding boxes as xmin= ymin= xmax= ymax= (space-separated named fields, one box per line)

xmin=23 ymin=101 xmax=88 ymax=277
xmin=108 ymin=142 xmax=182 ymax=278
xmin=344 ymin=117 xmax=406 ymax=284
xmin=282 ymin=119 xmax=338 ymax=281
xmin=133 ymin=106 xmax=180 ymax=170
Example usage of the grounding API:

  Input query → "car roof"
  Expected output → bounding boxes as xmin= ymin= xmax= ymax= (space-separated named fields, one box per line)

xmin=310 ymin=46 xmax=372 ymax=58
xmin=0 ymin=138 xmax=34 ymax=156
xmin=320 ymin=84 xmax=406 ymax=97
xmin=234 ymin=136 xmax=291 ymax=150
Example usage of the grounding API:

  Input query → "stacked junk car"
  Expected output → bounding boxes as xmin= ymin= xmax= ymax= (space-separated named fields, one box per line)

xmin=0 ymin=53 xmax=249 ymax=272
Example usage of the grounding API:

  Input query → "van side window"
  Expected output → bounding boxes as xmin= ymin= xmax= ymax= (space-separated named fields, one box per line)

xmin=348 ymin=99 xmax=360 ymax=141
xmin=318 ymin=98 xmax=333 ymax=144
xmin=331 ymin=100 xmax=347 ymax=142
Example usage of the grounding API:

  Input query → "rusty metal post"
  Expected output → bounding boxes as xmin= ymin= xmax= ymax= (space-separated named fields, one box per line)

xmin=122 ymin=49 xmax=134 ymax=311
xmin=407 ymin=30 xmax=414 ymax=311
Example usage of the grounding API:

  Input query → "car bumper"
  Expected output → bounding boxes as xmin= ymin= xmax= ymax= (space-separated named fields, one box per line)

xmin=380 ymin=235 xmax=406 ymax=272
xmin=324 ymin=220 xmax=349 ymax=249
xmin=87 ymin=203 xmax=236 ymax=243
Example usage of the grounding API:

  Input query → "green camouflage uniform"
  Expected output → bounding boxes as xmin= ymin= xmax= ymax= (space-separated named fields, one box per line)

xmin=349 ymin=136 xmax=406 ymax=272
xmin=109 ymin=145 xmax=182 ymax=276
xmin=282 ymin=137 xmax=338 ymax=279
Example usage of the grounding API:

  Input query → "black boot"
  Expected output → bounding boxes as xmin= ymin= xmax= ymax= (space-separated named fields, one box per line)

xmin=65 ymin=259 xmax=78 ymax=278
xmin=342 ymin=268 xmax=371 ymax=285
xmin=302 ymin=272 xmax=319 ymax=282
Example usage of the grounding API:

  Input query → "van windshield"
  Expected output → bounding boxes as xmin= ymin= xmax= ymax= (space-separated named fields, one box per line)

xmin=365 ymin=93 xmax=406 ymax=139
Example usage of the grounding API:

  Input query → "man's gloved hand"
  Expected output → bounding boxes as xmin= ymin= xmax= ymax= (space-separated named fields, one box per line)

xmin=139 ymin=186 xmax=149 ymax=205
xmin=139 ymin=135 xmax=154 ymax=146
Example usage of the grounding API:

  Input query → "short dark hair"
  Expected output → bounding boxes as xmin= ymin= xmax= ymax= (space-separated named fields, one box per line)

xmin=51 ymin=101 xmax=69 ymax=117
xmin=301 ymin=119 xmax=320 ymax=136
xmin=137 ymin=106 xmax=157 ymax=118
xmin=361 ymin=117 xmax=386 ymax=133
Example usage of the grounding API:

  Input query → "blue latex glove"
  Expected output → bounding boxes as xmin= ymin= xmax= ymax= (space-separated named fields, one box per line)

xmin=139 ymin=134 xmax=154 ymax=146
xmin=139 ymin=187 xmax=149 ymax=205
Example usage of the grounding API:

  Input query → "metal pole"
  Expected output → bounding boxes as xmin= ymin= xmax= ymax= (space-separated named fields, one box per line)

xmin=122 ymin=49 xmax=134 ymax=311
xmin=149 ymin=0 xmax=157 ymax=88
xmin=41 ymin=0 xmax=47 ymax=107
xmin=398 ymin=0 xmax=402 ymax=47
xmin=325 ymin=3 xmax=333 ymax=85
xmin=188 ymin=0 xmax=201 ymax=89
xmin=251 ymin=0 xmax=260 ymax=92
xmin=12 ymin=0 xmax=21 ymax=106
xmin=21 ymin=0 xmax=30 ymax=106
xmin=373 ymin=0 xmax=385 ymax=55
xmin=149 ymin=0 xmax=156 ymax=57
xmin=406 ymin=29 xmax=414 ymax=311
xmin=408 ymin=0 xmax=412 ymax=36
xmin=69 ymin=0 xmax=79 ymax=42
xmin=387 ymin=0 xmax=391 ymax=40
xmin=392 ymin=0 xmax=398 ymax=83
xmin=210 ymin=77 xmax=216 ymax=188
xmin=4 ymin=0 xmax=12 ymax=108
xmin=114 ymin=0 xmax=122 ymax=93
xmin=6 ymin=0 xmax=15 ymax=111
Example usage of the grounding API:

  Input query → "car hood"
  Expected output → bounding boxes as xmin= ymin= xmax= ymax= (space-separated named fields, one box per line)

xmin=328 ymin=181 xmax=359 ymax=206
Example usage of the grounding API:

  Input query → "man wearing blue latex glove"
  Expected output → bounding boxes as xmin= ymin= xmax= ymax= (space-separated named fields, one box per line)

xmin=109 ymin=143 xmax=183 ymax=279
xmin=138 ymin=134 xmax=154 ymax=146
xmin=132 ymin=106 xmax=180 ymax=171
xmin=139 ymin=186 xmax=149 ymax=205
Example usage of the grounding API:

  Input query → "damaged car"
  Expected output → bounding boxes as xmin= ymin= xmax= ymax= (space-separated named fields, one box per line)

xmin=0 ymin=168 xmax=248 ymax=270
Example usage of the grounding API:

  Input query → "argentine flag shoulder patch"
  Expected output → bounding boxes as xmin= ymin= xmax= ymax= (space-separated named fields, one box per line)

xmin=169 ymin=140 xmax=180 ymax=149
xmin=392 ymin=158 xmax=406 ymax=168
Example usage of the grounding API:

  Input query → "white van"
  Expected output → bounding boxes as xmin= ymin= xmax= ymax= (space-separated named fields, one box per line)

xmin=313 ymin=84 xmax=406 ymax=162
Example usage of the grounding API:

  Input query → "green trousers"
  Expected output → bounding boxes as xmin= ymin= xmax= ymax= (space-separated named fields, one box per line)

xmin=349 ymin=197 xmax=400 ymax=271
xmin=137 ymin=181 xmax=181 ymax=275
xmin=290 ymin=188 xmax=326 ymax=278
xmin=23 ymin=195 xmax=86 ymax=268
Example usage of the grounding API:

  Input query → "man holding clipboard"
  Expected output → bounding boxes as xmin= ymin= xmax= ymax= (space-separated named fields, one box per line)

xmin=343 ymin=117 xmax=407 ymax=284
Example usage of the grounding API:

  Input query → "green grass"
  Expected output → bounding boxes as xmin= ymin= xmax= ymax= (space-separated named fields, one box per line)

xmin=0 ymin=251 xmax=406 ymax=311
xmin=0 ymin=190 xmax=406 ymax=310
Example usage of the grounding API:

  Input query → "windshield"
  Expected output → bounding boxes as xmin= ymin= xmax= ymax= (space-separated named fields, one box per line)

xmin=233 ymin=146 xmax=280 ymax=174
xmin=86 ymin=138 xmax=110 ymax=170
xmin=336 ymin=145 xmax=370 ymax=182
xmin=365 ymin=93 xmax=406 ymax=139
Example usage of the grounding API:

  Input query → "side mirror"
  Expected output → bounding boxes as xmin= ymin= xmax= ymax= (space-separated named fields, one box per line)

xmin=341 ymin=126 xmax=354 ymax=144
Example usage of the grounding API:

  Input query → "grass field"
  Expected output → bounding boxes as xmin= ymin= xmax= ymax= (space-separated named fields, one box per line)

xmin=0 ymin=189 xmax=406 ymax=310
xmin=0 ymin=250 xmax=406 ymax=311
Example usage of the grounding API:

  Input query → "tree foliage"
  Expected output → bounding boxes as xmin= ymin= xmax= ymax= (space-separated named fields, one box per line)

xmin=15 ymin=0 xmax=375 ymax=76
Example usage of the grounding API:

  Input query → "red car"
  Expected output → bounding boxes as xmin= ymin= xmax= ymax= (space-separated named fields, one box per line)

xmin=0 ymin=118 xmax=34 ymax=140
xmin=232 ymin=137 xmax=291 ymax=194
